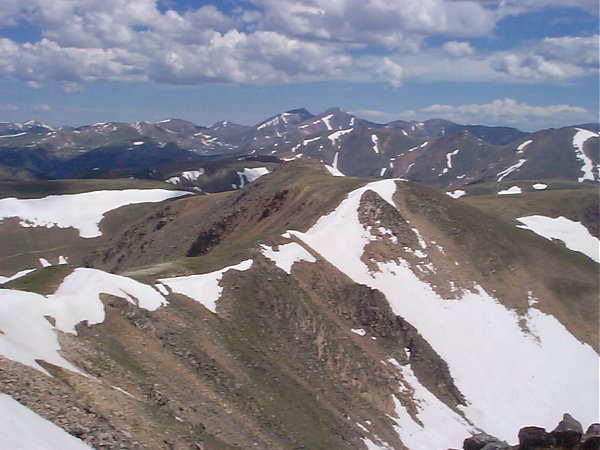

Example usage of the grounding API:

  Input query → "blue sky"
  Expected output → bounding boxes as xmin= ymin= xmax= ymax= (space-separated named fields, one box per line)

xmin=0 ymin=0 xmax=597 ymax=130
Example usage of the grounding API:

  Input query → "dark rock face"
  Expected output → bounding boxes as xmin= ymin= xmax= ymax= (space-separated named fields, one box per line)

xmin=518 ymin=426 xmax=556 ymax=449
xmin=583 ymin=423 xmax=600 ymax=450
xmin=463 ymin=432 xmax=510 ymax=450
xmin=551 ymin=413 xmax=583 ymax=448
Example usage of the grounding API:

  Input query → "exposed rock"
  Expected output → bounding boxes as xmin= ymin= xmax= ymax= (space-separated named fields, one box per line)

xmin=518 ymin=426 xmax=556 ymax=449
xmin=463 ymin=432 xmax=510 ymax=450
xmin=582 ymin=423 xmax=600 ymax=450
xmin=551 ymin=413 xmax=583 ymax=448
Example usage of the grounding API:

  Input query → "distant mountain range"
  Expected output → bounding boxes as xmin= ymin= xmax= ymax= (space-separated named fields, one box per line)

xmin=0 ymin=108 xmax=598 ymax=189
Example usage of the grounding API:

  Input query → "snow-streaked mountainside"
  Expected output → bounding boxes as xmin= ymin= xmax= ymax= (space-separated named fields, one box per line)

xmin=0 ymin=160 xmax=597 ymax=449
xmin=0 ymin=109 xmax=597 ymax=190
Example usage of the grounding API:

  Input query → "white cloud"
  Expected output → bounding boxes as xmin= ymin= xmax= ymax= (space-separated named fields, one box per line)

xmin=443 ymin=41 xmax=475 ymax=57
xmin=253 ymin=0 xmax=497 ymax=48
xmin=418 ymin=98 xmax=594 ymax=129
xmin=61 ymin=81 xmax=84 ymax=94
xmin=0 ymin=0 xmax=596 ymax=91
xmin=376 ymin=57 xmax=404 ymax=88
xmin=33 ymin=103 xmax=51 ymax=112
xmin=0 ymin=103 xmax=19 ymax=112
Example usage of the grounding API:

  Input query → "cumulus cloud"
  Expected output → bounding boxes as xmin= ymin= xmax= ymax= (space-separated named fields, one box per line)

xmin=0 ymin=0 xmax=596 ymax=90
xmin=33 ymin=103 xmax=51 ymax=112
xmin=443 ymin=41 xmax=475 ymax=57
xmin=491 ymin=35 xmax=598 ymax=81
xmin=253 ymin=0 xmax=497 ymax=48
xmin=418 ymin=98 xmax=594 ymax=129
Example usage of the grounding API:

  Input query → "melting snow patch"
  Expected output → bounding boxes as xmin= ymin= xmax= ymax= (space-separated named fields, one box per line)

xmin=497 ymin=159 xmax=527 ymax=182
xmin=260 ymin=243 xmax=316 ymax=274
xmin=158 ymin=260 xmax=253 ymax=313
xmin=446 ymin=190 xmax=466 ymax=199
xmin=0 ymin=268 xmax=36 ymax=284
xmin=321 ymin=114 xmax=334 ymax=130
xmin=371 ymin=134 xmax=380 ymax=154
xmin=517 ymin=140 xmax=533 ymax=153
xmin=39 ymin=258 xmax=51 ymax=267
xmin=351 ymin=328 xmax=366 ymax=336
xmin=328 ymin=129 xmax=353 ymax=146
xmin=517 ymin=215 xmax=600 ymax=263
xmin=532 ymin=183 xmax=547 ymax=190
xmin=0 ymin=189 xmax=189 ymax=238
xmin=498 ymin=186 xmax=521 ymax=195
xmin=0 ymin=394 xmax=93 ymax=450
xmin=390 ymin=366 xmax=473 ymax=450
xmin=325 ymin=153 xmax=345 ymax=177
xmin=572 ymin=128 xmax=598 ymax=182
xmin=0 ymin=268 xmax=166 ymax=374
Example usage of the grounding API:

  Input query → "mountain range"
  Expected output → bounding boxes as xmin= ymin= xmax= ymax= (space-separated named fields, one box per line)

xmin=0 ymin=109 xmax=598 ymax=450
xmin=0 ymin=108 xmax=598 ymax=190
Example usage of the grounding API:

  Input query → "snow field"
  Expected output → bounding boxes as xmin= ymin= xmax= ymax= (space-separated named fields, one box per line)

xmin=572 ymin=128 xmax=598 ymax=182
xmin=159 ymin=260 xmax=253 ymax=313
xmin=260 ymin=243 xmax=316 ymax=274
xmin=0 ymin=394 xmax=93 ymax=450
xmin=286 ymin=179 xmax=599 ymax=447
xmin=0 ymin=189 xmax=189 ymax=238
xmin=517 ymin=215 xmax=600 ymax=263
xmin=0 ymin=268 xmax=167 ymax=374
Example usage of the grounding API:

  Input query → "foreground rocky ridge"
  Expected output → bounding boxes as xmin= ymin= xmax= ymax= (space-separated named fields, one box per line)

xmin=0 ymin=160 xmax=598 ymax=449
xmin=462 ymin=414 xmax=600 ymax=450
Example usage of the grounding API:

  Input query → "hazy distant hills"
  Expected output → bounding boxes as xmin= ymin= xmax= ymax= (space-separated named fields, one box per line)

xmin=0 ymin=108 xmax=598 ymax=188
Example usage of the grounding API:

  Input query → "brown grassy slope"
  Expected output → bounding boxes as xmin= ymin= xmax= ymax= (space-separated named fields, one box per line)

xmin=85 ymin=159 xmax=366 ymax=274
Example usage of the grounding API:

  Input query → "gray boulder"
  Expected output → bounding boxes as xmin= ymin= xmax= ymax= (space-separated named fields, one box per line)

xmin=463 ymin=432 xmax=510 ymax=450
xmin=550 ymin=413 xmax=583 ymax=449
xmin=518 ymin=426 xmax=556 ymax=449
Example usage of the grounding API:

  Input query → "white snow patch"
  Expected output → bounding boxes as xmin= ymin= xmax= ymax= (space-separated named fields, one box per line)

xmin=0 ymin=132 xmax=27 ymax=138
xmin=380 ymin=168 xmax=386 ymax=177
xmin=181 ymin=169 xmax=205 ymax=181
xmin=39 ymin=258 xmax=51 ymax=267
xmin=572 ymin=128 xmax=598 ymax=182
xmin=0 ymin=394 xmax=93 ymax=450
xmin=260 ymin=243 xmax=316 ymax=274
xmin=390 ymin=365 xmax=473 ymax=450
xmin=328 ymin=128 xmax=353 ymax=146
xmin=412 ymin=228 xmax=427 ymax=249
xmin=445 ymin=149 xmax=459 ymax=171
xmin=446 ymin=190 xmax=466 ymax=199
xmin=517 ymin=140 xmax=533 ymax=153
xmin=498 ymin=186 xmax=522 ymax=195
xmin=236 ymin=167 xmax=270 ymax=187
xmin=133 ymin=141 xmax=144 ymax=146
xmin=0 ymin=189 xmax=189 ymax=238
xmin=58 ymin=255 xmax=68 ymax=264
xmin=351 ymin=328 xmax=366 ymax=336
xmin=158 ymin=260 xmax=253 ymax=313
xmin=532 ymin=183 xmax=547 ymax=190
xmin=325 ymin=152 xmax=345 ymax=177
xmin=302 ymin=136 xmax=321 ymax=145
xmin=286 ymin=179 xmax=599 ymax=446
xmin=497 ymin=159 xmax=527 ymax=182
xmin=371 ymin=134 xmax=380 ymax=154
xmin=0 ymin=268 xmax=36 ymax=284
xmin=241 ymin=167 xmax=269 ymax=182
xmin=321 ymin=114 xmax=334 ymax=130
xmin=517 ymin=215 xmax=600 ymax=263
xmin=0 ymin=268 xmax=166 ymax=374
